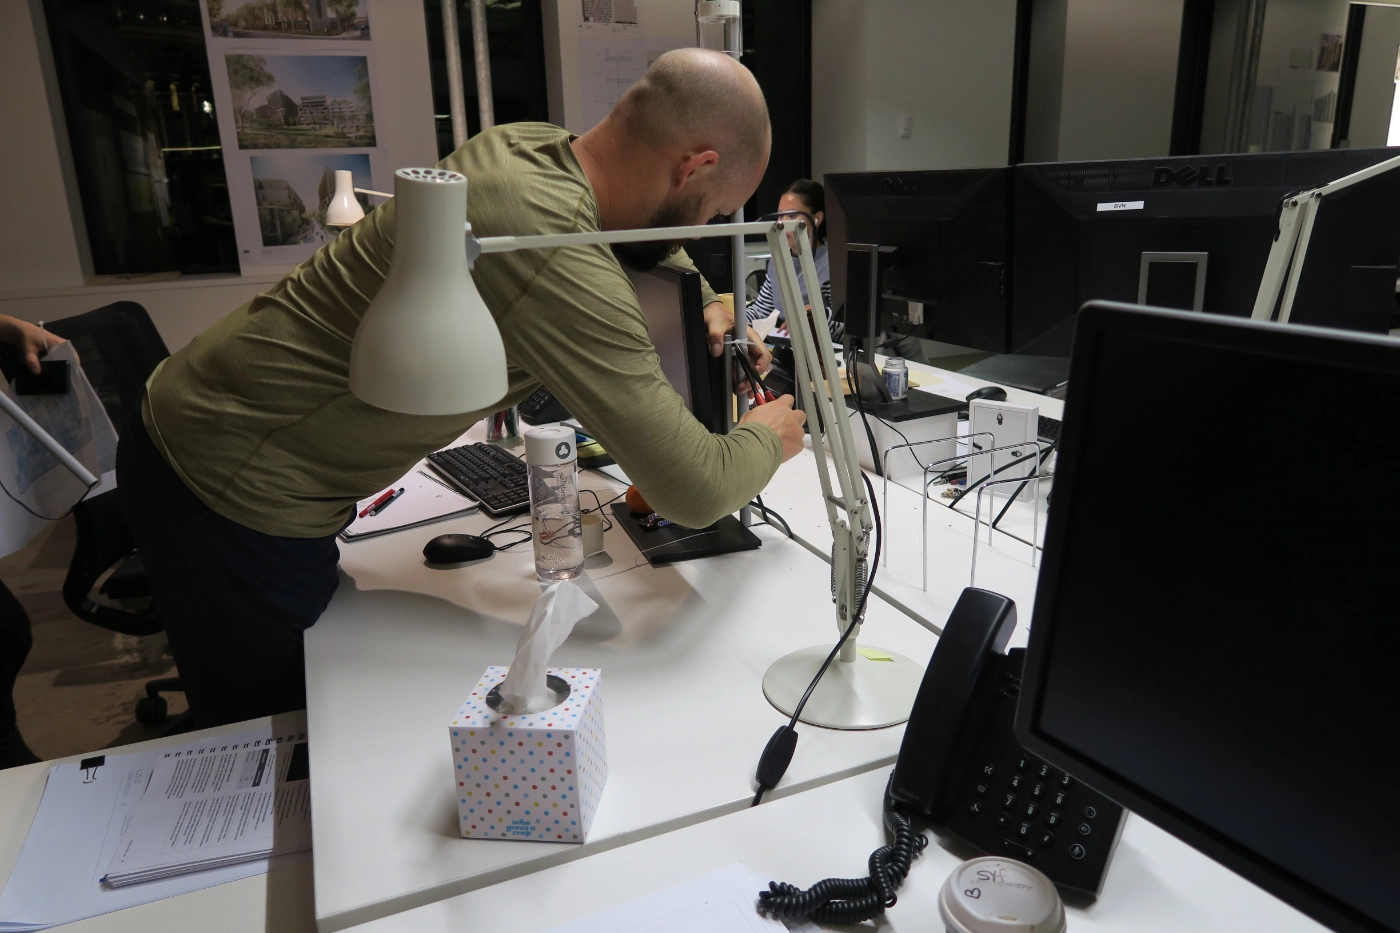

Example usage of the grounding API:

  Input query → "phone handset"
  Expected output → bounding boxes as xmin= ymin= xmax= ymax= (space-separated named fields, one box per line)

xmin=889 ymin=588 xmax=1017 ymax=820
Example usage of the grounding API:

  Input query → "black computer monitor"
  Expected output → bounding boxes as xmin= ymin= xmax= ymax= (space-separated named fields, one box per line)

xmin=1015 ymin=301 xmax=1400 ymax=933
xmin=1012 ymin=148 xmax=1400 ymax=356
xmin=827 ymin=169 xmax=1011 ymax=354
xmin=626 ymin=264 xmax=727 ymax=434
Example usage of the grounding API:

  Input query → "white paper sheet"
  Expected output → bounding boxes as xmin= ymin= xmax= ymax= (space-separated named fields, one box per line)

xmin=542 ymin=863 xmax=818 ymax=933
xmin=103 ymin=725 xmax=311 ymax=886
xmin=0 ymin=716 xmax=309 ymax=932
xmin=340 ymin=465 xmax=478 ymax=541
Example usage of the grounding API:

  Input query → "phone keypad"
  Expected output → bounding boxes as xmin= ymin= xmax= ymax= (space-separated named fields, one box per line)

xmin=940 ymin=649 xmax=1124 ymax=895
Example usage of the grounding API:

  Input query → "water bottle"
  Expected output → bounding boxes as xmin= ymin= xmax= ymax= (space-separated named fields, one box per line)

xmin=524 ymin=425 xmax=583 ymax=582
xmin=883 ymin=357 xmax=909 ymax=400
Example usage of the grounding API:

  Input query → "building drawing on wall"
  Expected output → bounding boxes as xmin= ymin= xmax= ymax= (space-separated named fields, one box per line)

xmin=299 ymin=94 xmax=329 ymax=124
xmin=227 ymin=54 xmax=375 ymax=148
xmin=253 ymin=176 xmax=313 ymax=246
xmin=207 ymin=0 xmax=370 ymax=40
xmin=267 ymin=89 xmax=299 ymax=125
xmin=250 ymin=152 xmax=371 ymax=248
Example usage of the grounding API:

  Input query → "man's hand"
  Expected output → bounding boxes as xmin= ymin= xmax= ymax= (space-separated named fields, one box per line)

xmin=0 ymin=315 xmax=66 ymax=375
xmin=703 ymin=300 xmax=771 ymax=395
xmin=739 ymin=394 xmax=806 ymax=462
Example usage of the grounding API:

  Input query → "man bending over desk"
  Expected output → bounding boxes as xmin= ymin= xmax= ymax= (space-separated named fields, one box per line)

xmin=114 ymin=49 xmax=807 ymax=729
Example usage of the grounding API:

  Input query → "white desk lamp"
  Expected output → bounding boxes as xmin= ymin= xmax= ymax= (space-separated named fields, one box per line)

xmin=348 ymin=167 xmax=924 ymax=730
xmin=325 ymin=169 xmax=394 ymax=228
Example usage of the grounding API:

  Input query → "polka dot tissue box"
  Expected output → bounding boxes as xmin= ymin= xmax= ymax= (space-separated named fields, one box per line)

xmin=449 ymin=666 xmax=607 ymax=842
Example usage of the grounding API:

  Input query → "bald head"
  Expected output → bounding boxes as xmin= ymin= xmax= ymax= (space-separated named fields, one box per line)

xmin=612 ymin=48 xmax=770 ymax=181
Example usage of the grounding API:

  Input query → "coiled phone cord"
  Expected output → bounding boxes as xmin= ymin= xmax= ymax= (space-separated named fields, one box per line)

xmin=757 ymin=774 xmax=928 ymax=924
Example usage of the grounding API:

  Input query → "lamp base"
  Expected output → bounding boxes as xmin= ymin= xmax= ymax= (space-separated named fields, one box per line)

xmin=762 ymin=644 xmax=925 ymax=730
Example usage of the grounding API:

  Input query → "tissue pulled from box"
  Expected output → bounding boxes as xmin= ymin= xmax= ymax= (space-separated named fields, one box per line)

xmin=498 ymin=581 xmax=598 ymax=714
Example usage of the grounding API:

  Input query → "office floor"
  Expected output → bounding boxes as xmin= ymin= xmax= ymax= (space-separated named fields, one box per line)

xmin=1 ymin=518 xmax=185 ymax=761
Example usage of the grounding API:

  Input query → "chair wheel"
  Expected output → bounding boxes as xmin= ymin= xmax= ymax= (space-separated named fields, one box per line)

xmin=135 ymin=695 xmax=168 ymax=725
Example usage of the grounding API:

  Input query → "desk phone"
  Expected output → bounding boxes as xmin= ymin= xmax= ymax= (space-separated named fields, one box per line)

xmin=891 ymin=588 xmax=1124 ymax=895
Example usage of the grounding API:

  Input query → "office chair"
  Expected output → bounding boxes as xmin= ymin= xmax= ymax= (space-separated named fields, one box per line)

xmin=44 ymin=303 xmax=183 ymax=726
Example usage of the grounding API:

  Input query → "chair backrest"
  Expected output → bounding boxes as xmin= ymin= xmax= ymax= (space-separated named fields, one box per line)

xmin=44 ymin=302 xmax=170 ymax=433
xmin=41 ymin=303 xmax=170 ymax=636
xmin=63 ymin=489 xmax=161 ymax=637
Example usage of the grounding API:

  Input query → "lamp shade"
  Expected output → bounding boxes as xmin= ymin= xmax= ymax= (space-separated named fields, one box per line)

xmin=325 ymin=170 xmax=366 ymax=227
xmin=348 ymin=168 xmax=508 ymax=415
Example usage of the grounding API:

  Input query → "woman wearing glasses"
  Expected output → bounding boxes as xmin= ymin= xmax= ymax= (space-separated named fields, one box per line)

xmin=746 ymin=179 xmax=841 ymax=340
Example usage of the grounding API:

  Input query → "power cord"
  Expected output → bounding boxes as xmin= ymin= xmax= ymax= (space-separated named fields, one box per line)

xmin=750 ymin=471 xmax=882 ymax=808
xmin=0 ymin=471 xmax=83 ymax=522
xmin=749 ymin=494 xmax=793 ymax=539
xmin=757 ymin=773 xmax=928 ymax=924
xmin=990 ymin=441 xmax=1057 ymax=529
xmin=845 ymin=346 xmax=885 ymax=477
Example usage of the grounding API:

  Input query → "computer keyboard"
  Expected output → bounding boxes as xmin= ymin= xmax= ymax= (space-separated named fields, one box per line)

xmin=425 ymin=443 xmax=529 ymax=516
xmin=1037 ymin=415 xmax=1062 ymax=444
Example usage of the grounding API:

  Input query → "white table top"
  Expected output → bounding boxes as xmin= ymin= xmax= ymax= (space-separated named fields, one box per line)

xmin=0 ymin=719 xmax=316 ymax=933
xmin=351 ymin=766 xmax=1328 ymax=933
xmin=305 ymin=455 xmax=941 ymax=931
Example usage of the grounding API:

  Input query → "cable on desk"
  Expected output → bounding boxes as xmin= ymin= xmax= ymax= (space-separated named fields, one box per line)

xmin=948 ymin=443 xmax=1054 ymax=508
xmin=990 ymin=440 xmax=1057 ymax=530
xmin=757 ymin=773 xmax=928 ymax=924
xmin=579 ymin=488 xmax=616 ymax=532
xmin=749 ymin=494 xmax=793 ymax=539
xmin=478 ymin=513 xmax=534 ymax=551
xmin=750 ymin=470 xmax=882 ymax=808
xmin=844 ymin=346 xmax=885 ymax=478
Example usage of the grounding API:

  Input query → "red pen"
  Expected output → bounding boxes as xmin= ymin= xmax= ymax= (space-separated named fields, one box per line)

xmin=369 ymin=487 xmax=405 ymax=517
xmin=359 ymin=488 xmax=396 ymax=518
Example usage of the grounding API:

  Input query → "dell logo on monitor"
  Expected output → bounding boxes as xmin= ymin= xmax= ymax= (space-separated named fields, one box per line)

xmin=1152 ymin=164 xmax=1233 ymax=188
xmin=879 ymin=176 xmax=918 ymax=195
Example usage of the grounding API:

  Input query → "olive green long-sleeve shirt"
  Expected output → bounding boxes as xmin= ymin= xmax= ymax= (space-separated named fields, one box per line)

xmin=141 ymin=123 xmax=781 ymax=537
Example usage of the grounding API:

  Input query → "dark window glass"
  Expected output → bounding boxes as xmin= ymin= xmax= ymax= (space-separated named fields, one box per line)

xmin=43 ymin=0 xmax=239 ymax=276
xmin=742 ymin=0 xmax=811 ymax=224
xmin=422 ymin=0 xmax=551 ymax=159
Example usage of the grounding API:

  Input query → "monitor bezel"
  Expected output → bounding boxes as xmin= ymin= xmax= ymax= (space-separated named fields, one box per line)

xmin=1014 ymin=299 xmax=1400 ymax=933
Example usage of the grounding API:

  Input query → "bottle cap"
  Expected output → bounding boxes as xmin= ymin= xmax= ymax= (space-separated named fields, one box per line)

xmin=938 ymin=857 xmax=1065 ymax=933
xmin=524 ymin=425 xmax=576 ymax=466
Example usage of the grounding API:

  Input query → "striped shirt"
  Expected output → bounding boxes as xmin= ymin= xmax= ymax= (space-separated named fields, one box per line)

xmin=745 ymin=243 xmax=840 ymax=339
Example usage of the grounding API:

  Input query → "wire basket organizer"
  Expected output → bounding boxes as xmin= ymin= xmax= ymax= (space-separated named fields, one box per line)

xmin=879 ymin=435 xmax=1055 ymax=590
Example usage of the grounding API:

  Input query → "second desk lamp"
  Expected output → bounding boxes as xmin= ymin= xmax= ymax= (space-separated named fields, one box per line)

xmin=346 ymin=167 xmax=924 ymax=731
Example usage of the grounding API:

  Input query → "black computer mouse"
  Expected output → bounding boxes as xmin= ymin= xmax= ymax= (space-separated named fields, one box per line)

xmin=966 ymin=385 xmax=1008 ymax=402
xmin=423 ymin=534 xmax=496 ymax=564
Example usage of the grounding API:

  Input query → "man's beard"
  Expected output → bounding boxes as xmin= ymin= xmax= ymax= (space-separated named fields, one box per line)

xmin=610 ymin=194 xmax=706 ymax=272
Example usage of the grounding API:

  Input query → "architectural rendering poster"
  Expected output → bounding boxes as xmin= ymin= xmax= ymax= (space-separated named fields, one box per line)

xmin=200 ymin=0 xmax=386 ymax=271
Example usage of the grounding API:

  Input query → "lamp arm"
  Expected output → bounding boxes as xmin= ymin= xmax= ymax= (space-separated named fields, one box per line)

xmin=353 ymin=187 xmax=394 ymax=200
xmin=472 ymin=220 xmax=775 ymax=254
xmin=0 ymin=391 xmax=99 ymax=488
xmin=766 ymin=221 xmax=872 ymax=651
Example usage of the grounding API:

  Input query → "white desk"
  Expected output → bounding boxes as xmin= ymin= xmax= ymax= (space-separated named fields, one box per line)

xmin=351 ymin=766 xmax=1328 ymax=933
xmin=305 ymin=461 xmax=941 ymax=931
xmin=0 ymin=720 xmax=315 ymax=933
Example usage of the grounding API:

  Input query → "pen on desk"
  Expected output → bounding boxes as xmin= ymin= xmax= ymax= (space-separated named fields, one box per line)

xmin=369 ymin=487 xmax=404 ymax=517
xmin=359 ymin=488 xmax=396 ymax=518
